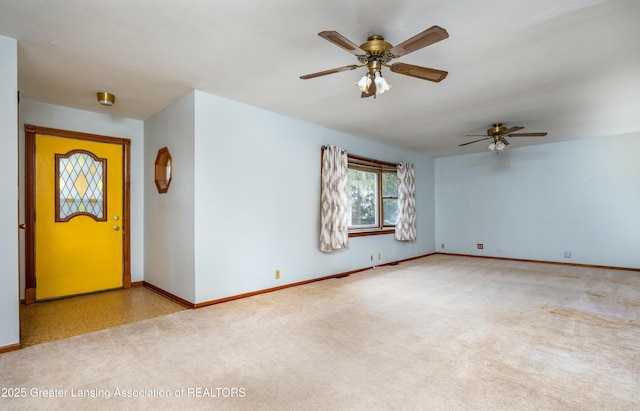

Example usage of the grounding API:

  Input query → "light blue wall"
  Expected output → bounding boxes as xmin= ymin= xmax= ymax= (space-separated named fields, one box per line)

xmin=144 ymin=92 xmax=196 ymax=302
xmin=192 ymin=90 xmax=435 ymax=303
xmin=0 ymin=35 xmax=19 ymax=348
xmin=435 ymin=132 xmax=640 ymax=268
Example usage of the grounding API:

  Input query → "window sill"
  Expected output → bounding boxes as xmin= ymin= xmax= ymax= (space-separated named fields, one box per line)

xmin=348 ymin=228 xmax=395 ymax=238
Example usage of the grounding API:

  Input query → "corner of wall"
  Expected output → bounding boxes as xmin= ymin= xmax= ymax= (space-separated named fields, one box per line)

xmin=0 ymin=34 xmax=20 ymax=347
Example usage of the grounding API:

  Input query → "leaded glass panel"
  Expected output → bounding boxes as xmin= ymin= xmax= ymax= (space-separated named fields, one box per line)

xmin=57 ymin=150 xmax=106 ymax=221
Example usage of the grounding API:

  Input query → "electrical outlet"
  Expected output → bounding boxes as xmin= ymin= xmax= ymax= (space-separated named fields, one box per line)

xmin=275 ymin=270 xmax=280 ymax=279
xmin=441 ymin=243 xmax=445 ymax=249
xmin=477 ymin=243 xmax=484 ymax=249
xmin=378 ymin=253 xmax=381 ymax=260
xmin=370 ymin=255 xmax=373 ymax=261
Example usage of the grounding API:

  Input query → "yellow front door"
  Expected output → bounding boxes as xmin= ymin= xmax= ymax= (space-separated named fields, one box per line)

xmin=34 ymin=134 xmax=124 ymax=300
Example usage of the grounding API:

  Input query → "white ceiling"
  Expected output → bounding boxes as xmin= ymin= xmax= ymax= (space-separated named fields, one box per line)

xmin=1 ymin=0 xmax=639 ymax=157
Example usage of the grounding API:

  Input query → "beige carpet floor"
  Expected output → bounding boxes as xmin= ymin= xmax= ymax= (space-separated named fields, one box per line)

xmin=1 ymin=254 xmax=638 ymax=410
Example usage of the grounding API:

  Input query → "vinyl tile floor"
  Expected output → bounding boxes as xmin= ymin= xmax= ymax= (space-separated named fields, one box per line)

xmin=20 ymin=286 xmax=187 ymax=347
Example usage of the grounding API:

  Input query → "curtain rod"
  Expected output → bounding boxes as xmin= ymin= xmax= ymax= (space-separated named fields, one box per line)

xmin=321 ymin=145 xmax=346 ymax=153
xmin=322 ymin=145 xmax=398 ymax=168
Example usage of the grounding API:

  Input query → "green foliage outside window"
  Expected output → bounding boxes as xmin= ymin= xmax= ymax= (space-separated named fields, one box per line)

xmin=382 ymin=172 xmax=398 ymax=225
xmin=348 ymin=166 xmax=398 ymax=228
xmin=348 ymin=169 xmax=377 ymax=226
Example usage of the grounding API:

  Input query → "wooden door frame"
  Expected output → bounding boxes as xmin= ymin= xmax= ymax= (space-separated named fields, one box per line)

xmin=24 ymin=124 xmax=131 ymax=304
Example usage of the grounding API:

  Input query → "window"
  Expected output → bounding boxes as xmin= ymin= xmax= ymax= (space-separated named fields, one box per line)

xmin=347 ymin=154 xmax=398 ymax=236
xmin=55 ymin=150 xmax=106 ymax=222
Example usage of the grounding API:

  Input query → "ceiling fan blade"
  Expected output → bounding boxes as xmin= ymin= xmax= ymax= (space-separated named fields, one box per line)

xmin=459 ymin=137 xmax=491 ymax=146
xmin=508 ymin=132 xmax=548 ymax=137
xmin=503 ymin=126 xmax=524 ymax=134
xmin=500 ymin=137 xmax=510 ymax=145
xmin=390 ymin=62 xmax=448 ymax=82
xmin=318 ymin=31 xmax=368 ymax=57
xmin=361 ymin=81 xmax=377 ymax=98
xmin=300 ymin=65 xmax=360 ymax=79
xmin=387 ymin=26 xmax=449 ymax=58
xmin=464 ymin=134 xmax=489 ymax=137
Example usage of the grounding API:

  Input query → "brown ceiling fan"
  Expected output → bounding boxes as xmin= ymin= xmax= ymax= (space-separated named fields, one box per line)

xmin=459 ymin=123 xmax=548 ymax=152
xmin=300 ymin=26 xmax=449 ymax=98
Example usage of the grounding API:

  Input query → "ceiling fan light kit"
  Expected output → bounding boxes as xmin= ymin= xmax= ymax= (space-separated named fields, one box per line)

xmin=489 ymin=140 xmax=506 ymax=152
xmin=373 ymin=71 xmax=391 ymax=94
xmin=300 ymin=26 xmax=449 ymax=98
xmin=356 ymin=73 xmax=372 ymax=92
xmin=460 ymin=123 xmax=548 ymax=153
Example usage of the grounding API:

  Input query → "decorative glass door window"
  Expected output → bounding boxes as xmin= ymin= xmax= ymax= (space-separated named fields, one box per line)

xmin=55 ymin=150 xmax=107 ymax=222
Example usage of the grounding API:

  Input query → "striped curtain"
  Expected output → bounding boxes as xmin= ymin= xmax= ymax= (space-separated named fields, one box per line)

xmin=319 ymin=146 xmax=349 ymax=252
xmin=395 ymin=163 xmax=417 ymax=241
